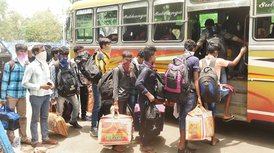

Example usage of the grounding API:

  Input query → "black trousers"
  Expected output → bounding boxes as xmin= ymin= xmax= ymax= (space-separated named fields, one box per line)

xmin=80 ymin=85 xmax=89 ymax=117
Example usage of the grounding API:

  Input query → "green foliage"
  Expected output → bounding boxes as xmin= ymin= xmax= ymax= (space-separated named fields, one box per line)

xmin=23 ymin=10 xmax=63 ymax=42
xmin=0 ymin=0 xmax=63 ymax=42
xmin=199 ymin=13 xmax=218 ymax=27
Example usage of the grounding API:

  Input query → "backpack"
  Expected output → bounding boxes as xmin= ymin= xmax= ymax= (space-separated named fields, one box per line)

xmin=199 ymin=58 xmax=220 ymax=103
xmin=155 ymin=72 xmax=165 ymax=101
xmin=144 ymin=102 xmax=164 ymax=137
xmin=97 ymin=66 xmax=123 ymax=101
xmin=76 ymin=52 xmax=102 ymax=84
xmin=56 ymin=64 xmax=78 ymax=98
xmin=0 ymin=60 xmax=15 ymax=99
xmin=164 ymin=54 xmax=192 ymax=102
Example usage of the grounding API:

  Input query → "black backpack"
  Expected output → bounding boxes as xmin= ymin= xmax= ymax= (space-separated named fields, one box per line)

xmin=144 ymin=102 xmax=164 ymax=137
xmin=56 ymin=64 xmax=78 ymax=98
xmin=97 ymin=66 xmax=123 ymax=101
xmin=76 ymin=52 xmax=102 ymax=84
xmin=199 ymin=58 xmax=220 ymax=103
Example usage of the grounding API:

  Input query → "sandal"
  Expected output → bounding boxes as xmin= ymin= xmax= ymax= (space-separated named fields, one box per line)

xmin=223 ymin=115 xmax=235 ymax=122
xmin=112 ymin=145 xmax=126 ymax=152
xmin=141 ymin=146 xmax=155 ymax=153
xmin=21 ymin=138 xmax=32 ymax=145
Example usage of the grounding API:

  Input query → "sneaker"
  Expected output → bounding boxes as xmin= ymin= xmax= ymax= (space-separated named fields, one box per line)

xmin=89 ymin=128 xmax=98 ymax=137
xmin=70 ymin=121 xmax=82 ymax=128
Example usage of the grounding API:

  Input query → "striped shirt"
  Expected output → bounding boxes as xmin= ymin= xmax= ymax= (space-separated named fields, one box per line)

xmin=1 ymin=59 xmax=27 ymax=101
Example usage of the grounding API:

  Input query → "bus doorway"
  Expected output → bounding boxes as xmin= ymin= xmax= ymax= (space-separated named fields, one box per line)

xmin=187 ymin=7 xmax=250 ymax=121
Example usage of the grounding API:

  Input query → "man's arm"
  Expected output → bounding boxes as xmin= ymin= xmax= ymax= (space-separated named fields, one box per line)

xmin=228 ymin=46 xmax=247 ymax=67
xmin=1 ymin=63 xmax=11 ymax=102
xmin=112 ymin=67 xmax=119 ymax=103
xmin=194 ymin=71 xmax=202 ymax=105
xmin=135 ymin=68 xmax=155 ymax=102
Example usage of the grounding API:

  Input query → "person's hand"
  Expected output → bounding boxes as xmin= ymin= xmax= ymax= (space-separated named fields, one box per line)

xmin=240 ymin=46 xmax=247 ymax=54
xmin=129 ymin=63 xmax=134 ymax=72
xmin=113 ymin=101 xmax=119 ymax=113
xmin=40 ymin=84 xmax=52 ymax=90
xmin=1 ymin=101 xmax=7 ymax=106
xmin=197 ymin=97 xmax=202 ymax=107
xmin=147 ymin=93 xmax=155 ymax=103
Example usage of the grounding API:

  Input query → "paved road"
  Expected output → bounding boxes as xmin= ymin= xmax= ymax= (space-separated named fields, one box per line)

xmin=17 ymin=101 xmax=274 ymax=153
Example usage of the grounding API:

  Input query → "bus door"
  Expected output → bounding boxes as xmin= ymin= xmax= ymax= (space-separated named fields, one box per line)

xmin=247 ymin=0 xmax=274 ymax=123
xmin=187 ymin=5 xmax=250 ymax=121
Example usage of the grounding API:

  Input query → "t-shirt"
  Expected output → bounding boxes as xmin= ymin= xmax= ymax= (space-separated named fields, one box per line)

xmin=178 ymin=52 xmax=200 ymax=88
xmin=199 ymin=55 xmax=230 ymax=81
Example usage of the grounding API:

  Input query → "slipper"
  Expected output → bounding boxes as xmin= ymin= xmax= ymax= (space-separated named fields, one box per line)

xmin=211 ymin=138 xmax=220 ymax=146
xmin=112 ymin=145 xmax=126 ymax=152
xmin=21 ymin=138 xmax=32 ymax=145
xmin=223 ymin=115 xmax=235 ymax=122
xmin=178 ymin=148 xmax=192 ymax=153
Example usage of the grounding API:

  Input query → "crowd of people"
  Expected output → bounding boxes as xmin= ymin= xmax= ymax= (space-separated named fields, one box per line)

xmin=0 ymin=20 xmax=247 ymax=153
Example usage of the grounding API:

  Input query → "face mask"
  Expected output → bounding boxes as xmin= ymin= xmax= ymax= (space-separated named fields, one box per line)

xmin=60 ymin=58 xmax=68 ymax=69
xmin=17 ymin=52 xmax=28 ymax=66
xmin=122 ymin=61 xmax=131 ymax=76
xmin=36 ymin=51 xmax=47 ymax=63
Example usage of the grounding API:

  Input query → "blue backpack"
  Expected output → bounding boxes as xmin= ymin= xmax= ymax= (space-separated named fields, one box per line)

xmin=0 ymin=105 xmax=20 ymax=131
xmin=199 ymin=58 xmax=220 ymax=103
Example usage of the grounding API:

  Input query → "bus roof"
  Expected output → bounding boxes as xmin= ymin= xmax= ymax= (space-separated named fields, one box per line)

xmin=187 ymin=0 xmax=251 ymax=12
xmin=71 ymin=0 xmax=142 ymax=10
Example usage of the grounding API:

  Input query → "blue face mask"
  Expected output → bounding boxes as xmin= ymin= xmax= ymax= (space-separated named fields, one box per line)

xmin=59 ymin=58 xmax=68 ymax=69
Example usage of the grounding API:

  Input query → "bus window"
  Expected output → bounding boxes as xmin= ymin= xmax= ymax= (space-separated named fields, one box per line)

xmin=153 ymin=1 xmax=184 ymax=41
xmin=97 ymin=6 xmax=118 ymax=42
xmin=199 ymin=13 xmax=218 ymax=31
xmin=75 ymin=9 xmax=93 ymax=42
xmin=254 ymin=16 xmax=274 ymax=39
xmin=122 ymin=2 xmax=148 ymax=42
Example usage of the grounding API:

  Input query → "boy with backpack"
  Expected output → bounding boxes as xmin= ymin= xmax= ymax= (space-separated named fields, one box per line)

xmin=109 ymin=51 xmax=134 ymax=152
xmin=167 ymin=40 xmax=201 ymax=153
xmin=135 ymin=46 xmax=158 ymax=153
xmin=90 ymin=38 xmax=111 ymax=137
xmin=1 ymin=44 xmax=31 ymax=145
xmin=199 ymin=42 xmax=247 ymax=145
xmin=50 ymin=47 xmax=82 ymax=129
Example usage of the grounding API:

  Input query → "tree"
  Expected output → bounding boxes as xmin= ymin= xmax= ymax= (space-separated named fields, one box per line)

xmin=1 ymin=11 xmax=24 ymax=41
xmin=23 ymin=10 xmax=63 ymax=42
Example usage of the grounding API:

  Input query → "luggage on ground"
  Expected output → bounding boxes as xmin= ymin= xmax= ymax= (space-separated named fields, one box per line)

xmin=199 ymin=58 xmax=220 ymax=103
xmin=0 ymin=105 xmax=20 ymax=131
xmin=164 ymin=54 xmax=192 ymax=102
xmin=98 ymin=114 xmax=133 ymax=145
xmin=48 ymin=112 xmax=69 ymax=137
xmin=185 ymin=106 xmax=214 ymax=140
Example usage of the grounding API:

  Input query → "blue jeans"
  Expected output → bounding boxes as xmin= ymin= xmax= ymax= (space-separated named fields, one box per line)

xmin=91 ymin=83 xmax=101 ymax=128
xmin=179 ymin=92 xmax=196 ymax=131
xmin=57 ymin=95 xmax=79 ymax=123
xmin=208 ymin=88 xmax=231 ymax=117
xmin=129 ymin=94 xmax=137 ymax=112
xmin=29 ymin=95 xmax=50 ymax=143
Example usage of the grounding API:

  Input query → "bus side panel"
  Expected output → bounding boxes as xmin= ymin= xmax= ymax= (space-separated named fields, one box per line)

xmin=75 ymin=47 xmax=183 ymax=73
xmin=247 ymin=51 xmax=274 ymax=123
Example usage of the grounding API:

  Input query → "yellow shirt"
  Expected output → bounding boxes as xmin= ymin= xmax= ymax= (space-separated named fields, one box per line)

xmin=95 ymin=51 xmax=110 ymax=74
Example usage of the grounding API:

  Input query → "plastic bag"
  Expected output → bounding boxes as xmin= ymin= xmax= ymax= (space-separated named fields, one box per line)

xmin=185 ymin=106 xmax=214 ymax=140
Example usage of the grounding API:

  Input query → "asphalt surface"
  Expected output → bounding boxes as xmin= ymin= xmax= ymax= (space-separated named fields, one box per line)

xmin=15 ymin=99 xmax=274 ymax=153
